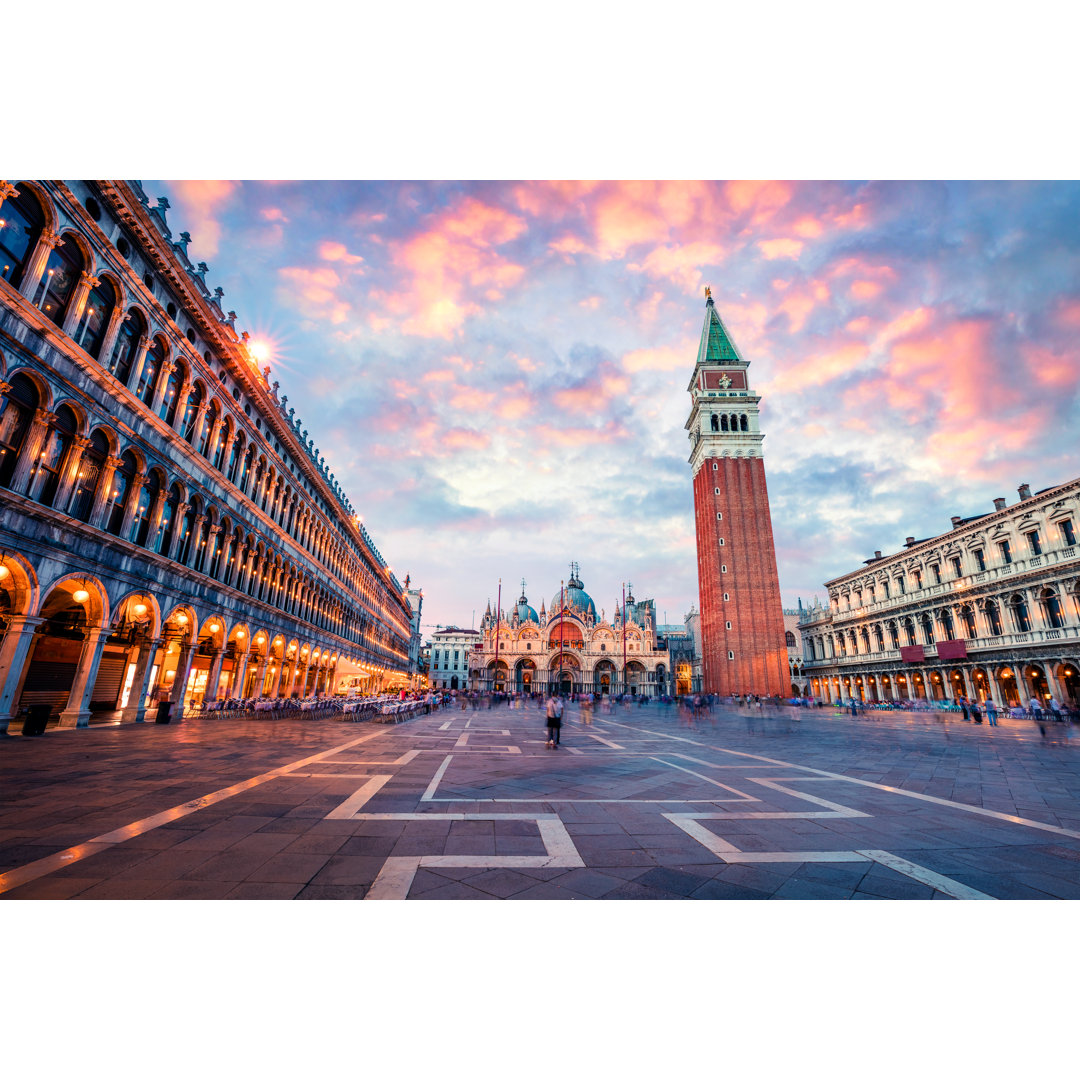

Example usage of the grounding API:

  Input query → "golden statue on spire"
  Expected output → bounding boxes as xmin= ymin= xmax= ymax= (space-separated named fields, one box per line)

xmin=704 ymin=285 xmax=712 ymax=299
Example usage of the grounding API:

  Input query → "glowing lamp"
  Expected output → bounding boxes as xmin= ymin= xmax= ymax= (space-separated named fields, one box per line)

xmin=237 ymin=630 xmax=245 ymax=639
xmin=0 ymin=564 xmax=9 ymax=581
xmin=209 ymin=623 xmax=221 ymax=633
xmin=72 ymin=588 xmax=90 ymax=604
xmin=177 ymin=614 xmax=188 ymax=625
xmin=133 ymin=602 xmax=148 ymax=617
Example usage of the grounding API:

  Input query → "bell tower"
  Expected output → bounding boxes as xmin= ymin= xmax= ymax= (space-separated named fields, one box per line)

xmin=686 ymin=289 xmax=788 ymax=697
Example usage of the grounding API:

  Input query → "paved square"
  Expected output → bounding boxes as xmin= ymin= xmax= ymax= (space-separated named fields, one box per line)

xmin=2 ymin=701 xmax=1079 ymax=899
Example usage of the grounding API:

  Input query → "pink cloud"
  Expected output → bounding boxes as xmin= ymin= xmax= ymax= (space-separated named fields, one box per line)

xmin=757 ymin=238 xmax=804 ymax=261
xmin=850 ymin=280 xmax=883 ymax=300
xmin=278 ymin=265 xmax=351 ymax=324
xmin=319 ymin=240 xmax=364 ymax=266
xmin=261 ymin=206 xmax=289 ymax=223
xmin=379 ymin=197 xmax=528 ymax=338
xmin=167 ymin=180 xmax=240 ymax=258
xmin=627 ymin=241 xmax=726 ymax=292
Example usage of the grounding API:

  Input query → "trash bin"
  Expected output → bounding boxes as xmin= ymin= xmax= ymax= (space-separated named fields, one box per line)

xmin=21 ymin=703 xmax=50 ymax=737
xmin=155 ymin=701 xmax=173 ymax=724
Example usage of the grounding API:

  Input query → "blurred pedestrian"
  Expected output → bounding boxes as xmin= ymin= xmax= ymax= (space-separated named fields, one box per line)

xmin=545 ymin=694 xmax=563 ymax=748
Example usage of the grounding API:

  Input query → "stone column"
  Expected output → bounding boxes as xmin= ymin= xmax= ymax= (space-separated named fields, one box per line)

xmin=1043 ymin=665 xmax=1066 ymax=705
xmin=120 ymin=636 xmax=159 ymax=724
xmin=97 ymin=308 xmax=129 ymax=372
xmin=203 ymin=648 xmax=226 ymax=704
xmin=252 ymin=655 xmax=268 ymax=697
xmin=230 ymin=651 xmax=250 ymax=700
xmin=53 ymin=434 xmax=90 ymax=513
xmin=119 ymin=475 xmax=147 ymax=541
xmin=126 ymin=335 xmax=152 ymax=393
xmin=9 ymin=408 xmax=56 ymax=496
xmin=166 ymin=503 xmax=189 ymax=561
xmin=58 ymin=625 xmax=108 ymax=729
xmin=61 ymin=271 xmax=100 ymax=337
xmin=185 ymin=514 xmax=206 ymax=569
xmin=296 ymin=656 xmax=310 ymax=697
xmin=169 ymin=642 xmax=195 ymax=713
xmin=206 ymin=416 xmax=225 ymax=465
xmin=18 ymin=229 xmax=64 ymax=302
xmin=0 ymin=615 xmax=45 ymax=733
xmin=87 ymin=455 xmax=123 ymax=531
xmin=150 ymin=362 xmax=177 ymax=417
xmin=143 ymin=484 xmax=167 ymax=551
xmin=268 ymin=660 xmax=284 ymax=699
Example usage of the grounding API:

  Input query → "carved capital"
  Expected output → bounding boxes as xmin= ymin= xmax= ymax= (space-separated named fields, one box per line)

xmin=80 ymin=272 xmax=101 ymax=289
xmin=40 ymin=230 xmax=65 ymax=251
xmin=33 ymin=409 xmax=58 ymax=426
xmin=72 ymin=435 xmax=92 ymax=450
xmin=176 ymin=502 xmax=190 ymax=515
xmin=0 ymin=181 xmax=19 ymax=202
xmin=0 ymin=381 xmax=12 ymax=396
xmin=105 ymin=455 xmax=125 ymax=470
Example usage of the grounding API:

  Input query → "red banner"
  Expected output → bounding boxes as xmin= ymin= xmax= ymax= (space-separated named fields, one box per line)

xmin=899 ymin=645 xmax=925 ymax=663
xmin=936 ymin=639 xmax=968 ymax=660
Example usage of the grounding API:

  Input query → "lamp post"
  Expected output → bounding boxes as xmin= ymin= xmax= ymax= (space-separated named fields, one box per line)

xmin=493 ymin=578 xmax=501 ymax=695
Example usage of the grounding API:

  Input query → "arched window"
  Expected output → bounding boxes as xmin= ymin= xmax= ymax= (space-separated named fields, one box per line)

xmin=209 ymin=518 xmax=228 ymax=578
xmin=720 ymin=414 xmax=729 ymax=432
xmin=888 ymin=622 xmax=899 ymax=649
xmin=108 ymin=309 xmax=144 ymax=384
xmin=136 ymin=337 xmax=165 ymax=405
xmin=710 ymin=414 xmax=719 ymax=432
xmin=176 ymin=501 xmax=198 ymax=563
xmin=729 ymin=414 xmax=738 ymax=431
xmin=785 ymin=631 xmax=796 ymax=648
xmin=984 ymin=600 xmax=1003 ymax=636
xmin=261 ymin=470 xmax=274 ymax=512
xmin=903 ymin=617 xmax=916 ymax=647
xmin=156 ymin=483 xmax=181 ymax=555
xmin=920 ymin=614 xmax=934 ymax=644
xmin=1008 ymin=594 xmax=1031 ymax=633
xmin=200 ymin=401 xmax=219 ymax=457
xmin=0 ymin=183 xmax=46 ymax=288
xmin=251 ymin=460 xmax=265 ymax=505
xmin=33 ymin=232 xmax=85 ymax=326
xmin=227 ymin=432 xmax=244 ymax=484
xmin=105 ymin=450 xmax=137 ymax=535
xmin=158 ymin=362 xmax=184 ymax=425
xmin=133 ymin=468 xmax=160 ymax=546
xmin=0 ymin=373 xmax=39 ymax=488
xmin=961 ymin=605 xmax=977 ymax=639
xmin=213 ymin=418 xmax=230 ymax=472
xmin=192 ymin=513 xmax=212 ymax=573
xmin=739 ymin=414 xmax=748 ymax=431
xmin=1040 ymin=588 xmax=1064 ymax=629
xmin=238 ymin=446 xmax=254 ymax=493
xmin=181 ymin=382 xmax=204 ymax=444
xmin=31 ymin=403 xmax=77 ymax=507
xmin=73 ymin=278 xmax=116 ymax=359
xmin=875 ymin=626 xmax=885 ymax=651
xmin=69 ymin=430 xmax=108 ymax=522
xmin=940 ymin=608 xmax=955 ymax=640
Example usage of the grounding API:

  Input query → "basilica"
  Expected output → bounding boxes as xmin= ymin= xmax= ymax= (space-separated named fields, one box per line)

xmin=469 ymin=567 xmax=671 ymax=697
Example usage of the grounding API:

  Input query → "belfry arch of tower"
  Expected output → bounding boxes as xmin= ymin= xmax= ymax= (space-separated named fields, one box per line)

xmin=685 ymin=290 xmax=788 ymax=697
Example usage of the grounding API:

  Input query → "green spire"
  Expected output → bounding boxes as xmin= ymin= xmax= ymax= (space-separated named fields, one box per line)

xmin=696 ymin=296 xmax=744 ymax=365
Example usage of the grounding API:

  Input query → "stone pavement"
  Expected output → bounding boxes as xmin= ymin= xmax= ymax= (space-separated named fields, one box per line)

xmin=2 ymin=700 xmax=1079 ymax=899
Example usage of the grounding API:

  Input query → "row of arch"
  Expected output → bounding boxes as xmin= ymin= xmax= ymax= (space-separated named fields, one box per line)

xmin=807 ymin=661 xmax=1079 ymax=709
xmin=0 ymin=554 xmax=405 ymax=731
xmin=709 ymin=412 xmax=749 ymax=433
xmin=805 ymin=585 xmax=1079 ymax=661
xmin=833 ymin=514 xmax=1076 ymax=612
xmin=480 ymin=656 xmax=667 ymax=696
xmin=0 ymin=180 xmax=405 ymax=648
xmin=0 ymin=365 xmax=406 ymax=663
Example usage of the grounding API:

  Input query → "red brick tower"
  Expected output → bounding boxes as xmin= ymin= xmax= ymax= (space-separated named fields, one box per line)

xmin=686 ymin=291 xmax=788 ymax=696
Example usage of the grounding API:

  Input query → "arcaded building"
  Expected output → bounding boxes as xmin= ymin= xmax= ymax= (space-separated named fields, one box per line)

xmin=798 ymin=480 xmax=1080 ymax=709
xmin=0 ymin=180 xmax=413 ymax=732
xmin=685 ymin=292 xmax=788 ymax=696
xmin=469 ymin=570 xmax=670 ymax=697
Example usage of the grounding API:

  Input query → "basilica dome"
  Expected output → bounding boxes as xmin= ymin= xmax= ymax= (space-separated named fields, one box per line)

xmin=549 ymin=570 xmax=597 ymax=621
xmin=516 ymin=598 xmax=539 ymax=624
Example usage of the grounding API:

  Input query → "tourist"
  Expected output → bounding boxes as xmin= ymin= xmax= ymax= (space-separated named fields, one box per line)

xmin=985 ymin=698 xmax=998 ymax=726
xmin=545 ymin=694 xmax=563 ymax=748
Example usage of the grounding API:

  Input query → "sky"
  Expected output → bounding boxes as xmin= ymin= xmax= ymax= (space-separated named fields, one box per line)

xmin=147 ymin=180 xmax=1080 ymax=636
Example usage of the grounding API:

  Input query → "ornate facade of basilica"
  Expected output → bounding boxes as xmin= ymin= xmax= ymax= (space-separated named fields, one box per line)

xmin=468 ymin=567 xmax=671 ymax=696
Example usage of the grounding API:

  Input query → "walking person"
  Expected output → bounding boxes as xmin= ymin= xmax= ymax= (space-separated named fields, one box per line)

xmin=984 ymin=697 xmax=998 ymax=726
xmin=545 ymin=694 xmax=563 ymax=748
xmin=970 ymin=699 xmax=982 ymax=724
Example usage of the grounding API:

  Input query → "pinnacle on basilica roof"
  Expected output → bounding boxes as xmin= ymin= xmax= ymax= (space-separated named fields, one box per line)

xmin=696 ymin=293 xmax=744 ymax=366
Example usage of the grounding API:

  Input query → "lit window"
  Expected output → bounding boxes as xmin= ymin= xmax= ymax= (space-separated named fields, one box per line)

xmin=1026 ymin=531 xmax=1041 ymax=556
xmin=1061 ymin=519 xmax=1076 ymax=546
xmin=973 ymin=548 xmax=985 ymax=571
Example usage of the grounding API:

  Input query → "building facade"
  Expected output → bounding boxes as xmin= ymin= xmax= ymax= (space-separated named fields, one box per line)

xmin=685 ymin=291 xmax=788 ymax=696
xmin=469 ymin=570 xmax=670 ymax=696
xmin=428 ymin=627 xmax=479 ymax=690
xmin=0 ymin=179 xmax=413 ymax=733
xmin=798 ymin=480 xmax=1080 ymax=709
